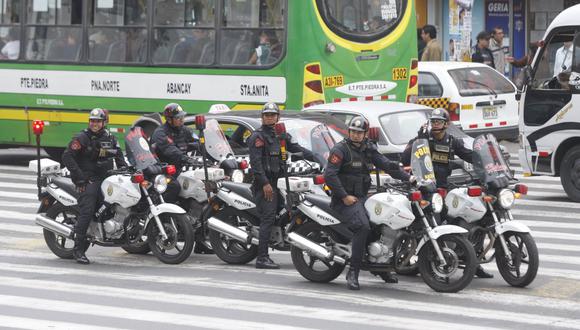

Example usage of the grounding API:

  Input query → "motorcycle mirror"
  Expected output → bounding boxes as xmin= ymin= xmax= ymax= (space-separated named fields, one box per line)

xmin=195 ymin=115 xmax=206 ymax=130
xmin=367 ymin=127 xmax=380 ymax=142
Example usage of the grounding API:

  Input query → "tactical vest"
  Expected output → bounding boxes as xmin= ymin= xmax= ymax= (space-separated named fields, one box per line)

xmin=429 ymin=134 xmax=455 ymax=182
xmin=337 ymin=141 xmax=372 ymax=198
xmin=257 ymin=127 xmax=282 ymax=178
xmin=77 ymin=129 xmax=118 ymax=179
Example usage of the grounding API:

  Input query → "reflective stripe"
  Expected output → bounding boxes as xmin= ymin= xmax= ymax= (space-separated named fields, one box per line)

xmin=333 ymin=95 xmax=396 ymax=102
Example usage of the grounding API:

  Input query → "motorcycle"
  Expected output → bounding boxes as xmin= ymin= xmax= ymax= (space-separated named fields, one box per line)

xmin=286 ymin=135 xmax=477 ymax=293
xmin=445 ymin=133 xmax=538 ymax=287
xmin=34 ymin=126 xmax=195 ymax=264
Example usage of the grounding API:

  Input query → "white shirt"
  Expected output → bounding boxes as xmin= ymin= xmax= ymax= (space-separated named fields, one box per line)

xmin=1 ymin=40 xmax=19 ymax=60
xmin=554 ymin=44 xmax=573 ymax=76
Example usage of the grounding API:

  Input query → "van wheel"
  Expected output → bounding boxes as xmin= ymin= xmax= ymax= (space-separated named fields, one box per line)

xmin=560 ymin=146 xmax=580 ymax=202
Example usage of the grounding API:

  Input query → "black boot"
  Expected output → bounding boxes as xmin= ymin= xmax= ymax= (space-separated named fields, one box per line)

xmin=346 ymin=267 xmax=360 ymax=290
xmin=255 ymin=256 xmax=280 ymax=269
xmin=475 ymin=265 xmax=494 ymax=278
xmin=72 ymin=236 xmax=90 ymax=265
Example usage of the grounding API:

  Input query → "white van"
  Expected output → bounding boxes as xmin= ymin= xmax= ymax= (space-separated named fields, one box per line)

xmin=518 ymin=4 xmax=580 ymax=201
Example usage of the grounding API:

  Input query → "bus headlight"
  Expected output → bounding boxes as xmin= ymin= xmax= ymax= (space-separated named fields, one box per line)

xmin=231 ymin=170 xmax=244 ymax=183
xmin=154 ymin=175 xmax=168 ymax=193
xmin=431 ymin=193 xmax=443 ymax=213
xmin=498 ymin=189 xmax=515 ymax=209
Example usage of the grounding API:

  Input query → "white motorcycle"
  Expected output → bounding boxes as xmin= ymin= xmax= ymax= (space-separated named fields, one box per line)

xmin=446 ymin=133 xmax=538 ymax=287
xmin=286 ymin=138 xmax=477 ymax=293
xmin=35 ymin=127 xmax=195 ymax=264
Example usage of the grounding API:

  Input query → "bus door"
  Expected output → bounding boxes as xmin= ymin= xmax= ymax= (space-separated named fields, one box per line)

xmin=520 ymin=28 xmax=580 ymax=175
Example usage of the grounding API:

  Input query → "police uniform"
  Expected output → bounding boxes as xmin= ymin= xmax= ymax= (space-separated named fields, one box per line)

xmin=247 ymin=125 xmax=315 ymax=264
xmin=402 ymin=131 xmax=473 ymax=187
xmin=151 ymin=121 xmax=196 ymax=201
xmin=62 ymin=126 xmax=127 ymax=259
xmin=325 ymin=138 xmax=409 ymax=282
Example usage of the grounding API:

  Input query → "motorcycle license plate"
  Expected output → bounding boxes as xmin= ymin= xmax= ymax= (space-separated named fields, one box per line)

xmin=482 ymin=106 xmax=498 ymax=119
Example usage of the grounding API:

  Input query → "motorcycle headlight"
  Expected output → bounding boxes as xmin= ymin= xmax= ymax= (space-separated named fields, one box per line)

xmin=431 ymin=193 xmax=443 ymax=213
xmin=498 ymin=189 xmax=515 ymax=209
xmin=154 ymin=174 xmax=168 ymax=193
xmin=231 ymin=169 xmax=244 ymax=183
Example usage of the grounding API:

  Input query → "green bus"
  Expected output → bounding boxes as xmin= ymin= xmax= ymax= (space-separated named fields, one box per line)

xmin=0 ymin=0 xmax=417 ymax=157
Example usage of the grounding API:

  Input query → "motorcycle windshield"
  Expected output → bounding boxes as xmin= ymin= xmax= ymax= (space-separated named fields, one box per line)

xmin=472 ymin=134 xmax=512 ymax=188
xmin=125 ymin=127 xmax=158 ymax=170
xmin=283 ymin=119 xmax=337 ymax=168
xmin=204 ymin=119 xmax=235 ymax=162
xmin=410 ymin=138 xmax=436 ymax=186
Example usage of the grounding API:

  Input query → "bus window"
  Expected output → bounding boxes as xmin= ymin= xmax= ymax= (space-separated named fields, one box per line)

xmin=89 ymin=0 xmax=147 ymax=63
xmin=152 ymin=0 xmax=216 ymax=65
xmin=223 ymin=0 xmax=284 ymax=28
xmin=316 ymin=0 xmax=406 ymax=42
xmin=0 ymin=0 xmax=22 ymax=60
xmin=25 ymin=0 xmax=83 ymax=61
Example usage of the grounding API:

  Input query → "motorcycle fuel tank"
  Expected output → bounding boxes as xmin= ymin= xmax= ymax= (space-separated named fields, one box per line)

xmin=445 ymin=188 xmax=486 ymax=223
xmin=101 ymin=175 xmax=141 ymax=208
xmin=177 ymin=170 xmax=207 ymax=202
xmin=365 ymin=193 xmax=415 ymax=230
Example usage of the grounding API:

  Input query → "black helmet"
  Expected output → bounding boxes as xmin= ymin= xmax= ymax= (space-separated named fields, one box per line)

xmin=430 ymin=108 xmax=450 ymax=122
xmin=163 ymin=103 xmax=186 ymax=119
xmin=89 ymin=108 xmax=108 ymax=123
xmin=348 ymin=116 xmax=369 ymax=132
xmin=262 ymin=102 xmax=280 ymax=115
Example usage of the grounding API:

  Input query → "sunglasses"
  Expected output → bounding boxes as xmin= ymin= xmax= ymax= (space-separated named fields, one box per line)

xmin=430 ymin=119 xmax=446 ymax=125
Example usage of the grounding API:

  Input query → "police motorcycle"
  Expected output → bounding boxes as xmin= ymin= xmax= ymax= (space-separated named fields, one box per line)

xmin=203 ymin=122 xmax=324 ymax=265
xmin=445 ymin=133 xmax=538 ymax=287
xmin=34 ymin=126 xmax=195 ymax=264
xmin=286 ymin=130 xmax=477 ymax=293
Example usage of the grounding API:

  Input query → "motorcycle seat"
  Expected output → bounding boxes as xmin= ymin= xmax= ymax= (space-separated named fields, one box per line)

xmin=221 ymin=181 xmax=255 ymax=203
xmin=51 ymin=176 xmax=80 ymax=199
xmin=304 ymin=194 xmax=343 ymax=222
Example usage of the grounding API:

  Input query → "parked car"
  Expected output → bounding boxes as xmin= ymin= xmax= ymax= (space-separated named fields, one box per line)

xmin=417 ymin=61 xmax=519 ymax=141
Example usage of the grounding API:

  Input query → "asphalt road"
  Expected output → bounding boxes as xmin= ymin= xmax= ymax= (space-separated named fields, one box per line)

xmin=0 ymin=146 xmax=579 ymax=329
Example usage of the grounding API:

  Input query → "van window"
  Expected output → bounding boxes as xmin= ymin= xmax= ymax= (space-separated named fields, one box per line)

xmin=531 ymin=30 xmax=575 ymax=90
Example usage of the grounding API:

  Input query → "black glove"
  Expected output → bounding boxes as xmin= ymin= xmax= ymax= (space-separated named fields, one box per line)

xmin=144 ymin=164 xmax=162 ymax=176
xmin=75 ymin=179 xmax=88 ymax=193
xmin=417 ymin=123 xmax=429 ymax=139
xmin=185 ymin=157 xmax=200 ymax=167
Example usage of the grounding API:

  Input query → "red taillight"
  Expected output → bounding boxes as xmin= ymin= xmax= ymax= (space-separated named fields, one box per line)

xmin=437 ymin=188 xmax=447 ymax=199
xmin=131 ymin=173 xmax=145 ymax=183
xmin=514 ymin=184 xmax=528 ymax=195
xmin=165 ymin=165 xmax=176 ymax=176
xmin=467 ymin=186 xmax=482 ymax=197
xmin=448 ymin=102 xmax=460 ymax=121
xmin=409 ymin=191 xmax=422 ymax=201
xmin=410 ymin=59 xmax=418 ymax=70
xmin=306 ymin=64 xmax=321 ymax=75
xmin=409 ymin=75 xmax=418 ymax=89
xmin=274 ymin=122 xmax=286 ymax=136
xmin=313 ymin=175 xmax=325 ymax=185
xmin=305 ymin=80 xmax=323 ymax=93
xmin=239 ymin=159 xmax=249 ymax=170
xmin=368 ymin=127 xmax=380 ymax=142
xmin=195 ymin=115 xmax=206 ymax=130
xmin=32 ymin=120 xmax=44 ymax=135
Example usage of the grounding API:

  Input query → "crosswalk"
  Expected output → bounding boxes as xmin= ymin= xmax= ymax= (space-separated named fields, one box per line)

xmin=0 ymin=153 xmax=580 ymax=329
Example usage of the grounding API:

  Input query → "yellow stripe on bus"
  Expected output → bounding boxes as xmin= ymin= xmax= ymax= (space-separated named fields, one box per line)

xmin=0 ymin=108 xmax=139 ymax=125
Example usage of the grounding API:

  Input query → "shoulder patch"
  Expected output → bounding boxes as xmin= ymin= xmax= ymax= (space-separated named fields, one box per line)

xmin=255 ymin=137 xmax=264 ymax=147
xmin=329 ymin=152 xmax=342 ymax=165
xmin=71 ymin=139 xmax=81 ymax=151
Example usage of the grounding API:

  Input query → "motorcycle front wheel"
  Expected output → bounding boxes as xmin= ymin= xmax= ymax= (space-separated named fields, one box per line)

xmin=495 ymin=232 xmax=539 ymax=287
xmin=418 ymin=234 xmax=477 ymax=293
xmin=43 ymin=203 xmax=81 ymax=259
xmin=147 ymin=213 xmax=194 ymax=264
xmin=290 ymin=222 xmax=345 ymax=283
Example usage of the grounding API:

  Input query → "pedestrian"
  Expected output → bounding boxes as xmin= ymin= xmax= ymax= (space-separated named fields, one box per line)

xmin=420 ymin=24 xmax=442 ymax=61
xmin=247 ymin=102 xmax=316 ymax=269
xmin=471 ymin=31 xmax=495 ymax=68
xmin=61 ymin=108 xmax=127 ymax=264
xmin=489 ymin=26 xmax=514 ymax=75
xmin=553 ymin=41 xmax=573 ymax=76
xmin=325 ymin=116 xmax=412 ymax=290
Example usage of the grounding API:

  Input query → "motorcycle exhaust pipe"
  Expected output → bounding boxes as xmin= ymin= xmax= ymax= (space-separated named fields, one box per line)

xmin=287 ymin=232 xmax=346 ymax=264
xmin=207 ymin=217 xmax=259 ymax=245
xmin=35 ymin=214 xmax=73 ymax=238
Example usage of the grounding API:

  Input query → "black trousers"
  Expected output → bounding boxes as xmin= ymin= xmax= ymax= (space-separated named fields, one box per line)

xmin=255 ymin=185 xmax=280 ymax=258
xmin=75 ymin=181 xmax=102 ymax=238
xmin=163 ymin=179 xmax=181 ymax=203
xmin=332 ymin=198 xmax=370 ymax=272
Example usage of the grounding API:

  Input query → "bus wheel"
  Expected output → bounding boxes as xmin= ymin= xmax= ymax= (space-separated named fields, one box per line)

xmin=560 ymin=146 xmax=580 ymax=202
xmin=44 ymin=147 xmax=64 ymax=161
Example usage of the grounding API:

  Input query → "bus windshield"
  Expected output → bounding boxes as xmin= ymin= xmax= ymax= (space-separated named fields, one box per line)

xmin=316 ymin=0 xmax=407 ymax=41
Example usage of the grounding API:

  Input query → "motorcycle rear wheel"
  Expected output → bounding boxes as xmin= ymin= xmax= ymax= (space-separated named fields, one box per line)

xmin=495 ymin=232 xmax=539 ymax=287
xmin=418 ymin=234 xmax=476 ymax=293
xmin=290 ymin=222 xmax=345 ymax=283
xmin=208 ymin=214 xmax=258 ymax=264
xmin=43 ymin=203 xmax=81 ymax=259
xmin=148 ymin=213 xmax=194 ymax=264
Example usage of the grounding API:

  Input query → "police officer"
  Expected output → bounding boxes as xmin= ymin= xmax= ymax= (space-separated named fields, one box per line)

xmin=151 ymin=103 xmax=197 ymax=202
xmin=62 ymin=108 xmax=127 ymax=264
xmin=401 ymin=108 xmax=493 ymax=279
xmin=325 ymin=116 xmax=411 ymax=290
xmin=247 ymin=102 xmax=316 ymax=269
